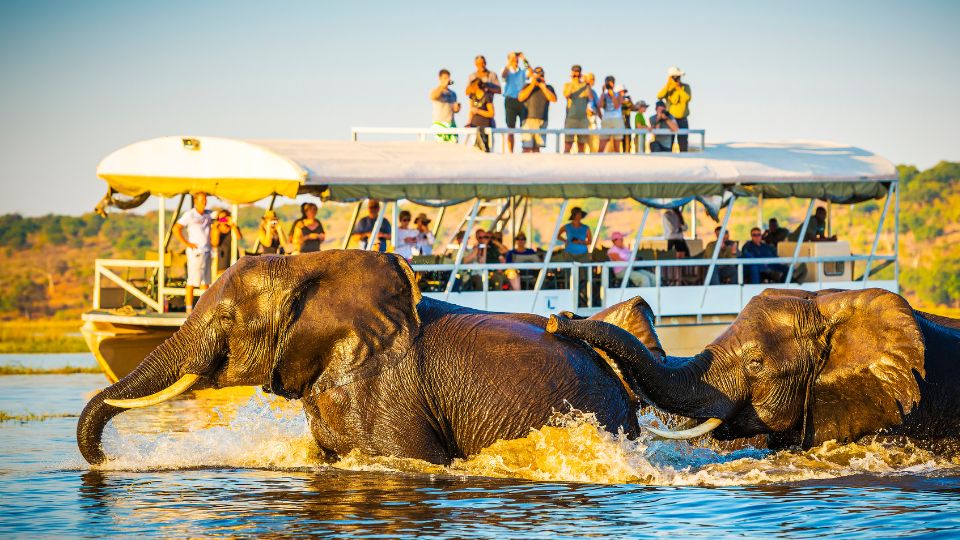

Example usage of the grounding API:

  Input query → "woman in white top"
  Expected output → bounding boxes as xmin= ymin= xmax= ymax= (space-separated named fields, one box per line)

xmin=413 ymin=213 xmax=435 ymax=256
xmin=393 ymin=210 xmax=419 ymax=260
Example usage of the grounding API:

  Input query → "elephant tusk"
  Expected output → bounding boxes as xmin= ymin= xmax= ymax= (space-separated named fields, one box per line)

xmin=104 ymin=374 xmax=200 ymax=409
xmin=645 ymin=418 xmax=723 ymax=440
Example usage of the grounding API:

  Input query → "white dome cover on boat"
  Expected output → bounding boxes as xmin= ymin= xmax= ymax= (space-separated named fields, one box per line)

xmin=97 ymin=136 xmax=897 ymax=204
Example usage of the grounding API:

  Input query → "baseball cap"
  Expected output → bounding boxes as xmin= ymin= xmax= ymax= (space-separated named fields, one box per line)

xmin=610 ymin=231 xmax=626 ymax=241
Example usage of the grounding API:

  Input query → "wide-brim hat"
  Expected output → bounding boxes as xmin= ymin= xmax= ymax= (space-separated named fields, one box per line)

xmin=569 ymin=207 xmax=587 ymax=219
xmin=667 ymin=66 xmax=685 ymax=77
xmin=414 ymin=213 xmax=431 ymax=225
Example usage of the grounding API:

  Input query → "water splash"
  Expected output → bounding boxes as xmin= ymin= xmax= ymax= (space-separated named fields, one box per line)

xmin=88 ymin=392 xmax=959 ymax=485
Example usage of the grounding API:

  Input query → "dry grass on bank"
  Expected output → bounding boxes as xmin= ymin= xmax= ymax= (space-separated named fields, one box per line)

xmin=0 ymin=320 xmax=88 ymax=354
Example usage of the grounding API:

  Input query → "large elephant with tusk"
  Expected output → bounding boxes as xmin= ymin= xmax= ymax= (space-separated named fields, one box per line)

xmin=546 ymin=288 xmax=960 ymax=448
xmin=78 ymin=250 xmax=658 ymax=466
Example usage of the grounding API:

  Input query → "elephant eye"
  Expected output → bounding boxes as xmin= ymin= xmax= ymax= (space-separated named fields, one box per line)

xmin=219 ymin=311 xmax=234 ymax=325
xmin=748 ymin=357 xmax=764 ymax=373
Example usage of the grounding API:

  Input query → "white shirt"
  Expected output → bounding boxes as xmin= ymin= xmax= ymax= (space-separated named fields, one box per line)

xmin=394 ymin=228 xmax=419 ymax=259
xmin=415 ymin=231 xmax=435 ymax=256
xmin=662 ymin=209 xmax=687 ymax=240
xmin=177 ymin=208 xmax=213 ymax=252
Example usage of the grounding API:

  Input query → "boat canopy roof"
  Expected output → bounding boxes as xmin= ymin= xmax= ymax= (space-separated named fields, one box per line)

xmin=97 ymin=136 xmax=896 ymax=205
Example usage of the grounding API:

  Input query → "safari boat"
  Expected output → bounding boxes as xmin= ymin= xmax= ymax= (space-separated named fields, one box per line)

xmin=83 ymin=127 xmax=899 ymax=381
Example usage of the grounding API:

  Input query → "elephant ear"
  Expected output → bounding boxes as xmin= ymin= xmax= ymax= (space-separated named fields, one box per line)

xmin=804 ymin=288 xmax=925 ymax=447
xmin=589 ymin=296 xmax=664 ymax=361
xmin=268 ymin=252 xmax=422 ymax=399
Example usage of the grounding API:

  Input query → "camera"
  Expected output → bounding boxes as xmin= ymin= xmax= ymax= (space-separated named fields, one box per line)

xmin=447 ymin=79 xmax=454 ymax=86
xmin=269 ymin=219 xmax=278 ymax=226
xmin=478 ymin=243 xmax=487 ymax=249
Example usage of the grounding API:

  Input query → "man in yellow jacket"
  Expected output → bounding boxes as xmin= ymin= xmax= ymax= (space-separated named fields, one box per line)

xmin=657 ymin=66 xmax=691 ymax=151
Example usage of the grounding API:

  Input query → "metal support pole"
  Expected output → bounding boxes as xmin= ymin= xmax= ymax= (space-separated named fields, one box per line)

xmin=157 ymin=196 xmax=165 ymax=312
xmin=690 ymin=201 xmax=697 ymax=239
xmin=341 ymin=201 xmax=363 ymax=250
xmin=827 ymin=200 xmax=833 ymax=238
xmin=700 ymin=195 xmax=738 ymax=311
xmin=444 ymin=199 xmax=482 ymax=298
xmin=619 ymin=206 xmax=651 ymax=301
xmin=526 ymin=198 xmax=533 ymax=249
xmin=757 ymin=193 xmax=764 ymax=229
xmin=391 ymin=201 xmax=400 ymax=248
xmin=530 ymin=199 xmax=570 ymax=311
xmin=785 ymin=199 xmax=817 ymax=284
xmin=367 ymin=200 xmax=387 ymax=251
xmin=894 ymin=182 xmax=900 ymax=290
xmin=429 ymin=206 xmax=446 ymax=252
xmin=230 ymin=203 xmax=240 ymax=266
xmin=862 ymin=189 xmax=893 ymax=288
xmin=589 ymin=199 xmax=610 ymax=253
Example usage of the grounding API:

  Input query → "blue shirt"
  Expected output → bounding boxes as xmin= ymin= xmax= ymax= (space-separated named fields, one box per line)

xmin=503 ymin=67 xmax=527 ymax=99
xmin=354 ymin=216 xmax=392 ymax=252
xmin=741 ymin=241 xmax=776 ymax=259
xmin=563 ymin=223 xmax=590 ymax=255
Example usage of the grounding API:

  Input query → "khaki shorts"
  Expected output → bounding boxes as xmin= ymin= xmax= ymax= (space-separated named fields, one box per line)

xmin=186 ymin=249 xmax=211 ymax=287
xmin=522 ymin=118 xmax=545 ymax=148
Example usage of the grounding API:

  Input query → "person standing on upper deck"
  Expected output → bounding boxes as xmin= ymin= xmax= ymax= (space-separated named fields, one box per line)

xmin=562 ymin=64 xmax=591 ymax=153
xmin=501 ymin=52 xmax=530 ymax=153
xmin=583 ymin=72 xmax=601 ymax=153
xmin=352 ymin=199 xmax=392 ymax=252
xmin=649 ymin=101 xmax=679 ymax=152
xmin=518 ymin=66 xmax=556 ymax=153
xmin=558 ymin=207 xmax=593 ymax=258
xmin=599 ymin=76 xmax=625 ymax=153
xmin=173 ymin=192 xmax=213 ymax=314
xmin=430 ymin=69 xmax=461 ymax=141
xmin=467 ymin=55 xmax=502 ymax=98
xmin=466 ymin=79 xmax=495 ymax=152
xmin=657 ymin=66 xmax=691 ymax=151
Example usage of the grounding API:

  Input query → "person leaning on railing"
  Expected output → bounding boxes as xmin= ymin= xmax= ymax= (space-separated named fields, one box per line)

xmin=649 ymin=101 xmax=679 ymax=152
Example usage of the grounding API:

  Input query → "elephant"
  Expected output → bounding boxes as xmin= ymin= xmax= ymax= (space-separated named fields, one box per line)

xmin=546 ymin=288 xmax=960 ymax=448
xmin=77 ymin=250 xmax=653 ymax=466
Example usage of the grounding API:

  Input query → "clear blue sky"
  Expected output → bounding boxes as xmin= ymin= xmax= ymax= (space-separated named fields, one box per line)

xmin=1 ymin=0 xmax=958 ymax=216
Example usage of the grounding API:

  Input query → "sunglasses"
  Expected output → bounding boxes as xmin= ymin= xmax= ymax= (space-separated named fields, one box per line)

xmin=751 ymin=232 xmax=762 ymax=237
xmin=479 ymin=235 xmax=491 ymax=240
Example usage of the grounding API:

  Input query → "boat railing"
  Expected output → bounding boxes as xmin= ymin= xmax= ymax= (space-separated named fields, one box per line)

xmin=93 ymin=259 xmax=163 ymax=313
xmin=408 ymin=253 xmax=897 ymax=322
xmin=350 ymin=126 xmax=707 ymax=153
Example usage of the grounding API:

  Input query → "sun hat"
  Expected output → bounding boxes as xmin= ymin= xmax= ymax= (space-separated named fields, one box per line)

xmin=414 ymin=213 xmax=431 ymax=225
xmin=569 ymin=207 xmax=587 ymax=220
xmin=667 ymin=66 xmax=685 ymax=77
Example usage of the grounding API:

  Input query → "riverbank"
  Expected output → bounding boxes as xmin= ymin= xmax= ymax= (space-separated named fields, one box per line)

xmin=0 ymin=320 xmax=87 ymax=354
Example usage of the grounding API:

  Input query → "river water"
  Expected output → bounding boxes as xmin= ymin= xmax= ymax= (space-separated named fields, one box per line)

xmin=1 ymin=353 xmax=959 ymax=537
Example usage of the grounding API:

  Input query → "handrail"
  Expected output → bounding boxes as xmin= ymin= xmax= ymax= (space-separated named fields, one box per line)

xmin=351 ymin=126 xmax=706 ymax=152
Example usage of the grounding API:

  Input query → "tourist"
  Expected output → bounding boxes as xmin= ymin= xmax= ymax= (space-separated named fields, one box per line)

xmin=762 ymin=217 xmax=790 ymax=247
xmin=649 ymin=100 xmax=679 ymax=152
xmin=501 ymin=52 xmax=529 ymax=153
xmin=662 ymin=207 xmax=690 ymax=256
xmin=504 ymin=232 xmax=538 ymax=290
xmin=466 ymin=79 xmax=494 ymax=152
xmin=562 ymin=64 xmax=591 ymax=153
xmin=704 ymin=226 xmax=739 ymax=285
xmin=741 ymin=227 xmax=788 ymax=284
xmin=351 ymin=199 xmax=392 ymax=252
xmin=618 ymin=85 xmax=635 ymax=151
xmin=462 ymin=229 xmax=498 ymax=291
xmin=792 ymin=206 xmax=837 ymax=242
xmin=292 ymin=202 xmax=325 ymax=253
xmin=633 ymin=100 xmax=650 ymax=152
xmin=413 ymin=213 xmax=435 ymax=256
xmin=657 ymin=66 xmax=692 ymax=151
xmin=257 ymin=210 xmax=288 ymax=255
xmin=598 ymin=75 xmax=624 ymax=152
xmin=557 ymin=207 xmax=592 ymax=258
xmin=210 ymin=208 xmax=242 ymax=278
xmin=583 ymin=72 xmax=601 ymax=153
xmin=173 ymin=192 xmax=212 ymax=313
xmin=466 ymin=55 xmax=501 ymax=95
xmin=608 ymin=231 xmax=655 ymax=287
xmin=518 ymin=66 xmax=557 ymax=153
xmin=393 ymin=210 xmax=419 ymax=260
xmin=430 ymin=68 xmax=460 ymax=141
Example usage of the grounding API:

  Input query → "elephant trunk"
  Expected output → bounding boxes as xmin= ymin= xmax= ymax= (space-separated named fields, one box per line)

xmin=546 ymin=315 xmax=717 ymax=417
xmin=77 ymin=328 xmax=202 ymax=465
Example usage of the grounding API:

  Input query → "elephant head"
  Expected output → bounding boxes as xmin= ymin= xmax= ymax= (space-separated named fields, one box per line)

xmin=547 ymin=288 xmax=926 ymax=447
xmin=78 ymin=250 xmax=422 ymax=465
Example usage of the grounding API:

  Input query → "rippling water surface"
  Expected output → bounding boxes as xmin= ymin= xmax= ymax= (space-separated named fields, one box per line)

xmin=1 ymin=353 xmax=959 ymax=537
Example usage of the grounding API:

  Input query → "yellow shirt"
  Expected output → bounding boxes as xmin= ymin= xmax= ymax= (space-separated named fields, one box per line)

xmin=657 ymin=82 xmax=691 ymax=119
